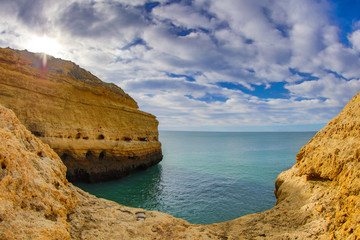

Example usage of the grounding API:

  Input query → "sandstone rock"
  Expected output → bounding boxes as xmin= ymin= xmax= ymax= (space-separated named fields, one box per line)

xmin=208 ymin=91 xmax=360 ymax=239
xmin=0 ymin=105 xmax=79 ymax=239
xmin=1 ymin=47 xmax=360 ymax=238
xmin=2 ymin=90 xmax=360 ymax=239
xmin=0 ymin=48 xmax=162 ymax=182
xmin=0 ymin=105 xmax=219 ymax=239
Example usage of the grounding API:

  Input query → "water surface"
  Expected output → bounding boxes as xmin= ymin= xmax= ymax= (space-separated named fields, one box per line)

xmin=75 ymin=131 xmax=315 ymax=224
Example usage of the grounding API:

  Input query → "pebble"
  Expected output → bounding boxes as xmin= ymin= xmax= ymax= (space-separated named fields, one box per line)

xmin=136 ymin=212 xmax=146 ymax=221
xmin=315 ymin=205 xmax=324 ymax=213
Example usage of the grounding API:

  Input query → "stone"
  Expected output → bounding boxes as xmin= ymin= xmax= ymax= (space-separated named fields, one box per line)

xmin=2 ymin=90 xmax=360 ymax=238
xmin=0 ymin=48 xmax=162 ymax=182
xmin=0 ymin=105 xmax=79 ymax=239
xmin=2 ymin=48 xmax=360 ymax=238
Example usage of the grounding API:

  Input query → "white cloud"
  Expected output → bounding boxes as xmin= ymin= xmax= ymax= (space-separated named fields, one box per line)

xmin=0 ymin=0 xmax=360 ymax=131
xmin=349 ymin=30 xmax=360 ymax=51
xmin=152 ymin=3 xmax=214 ymax=30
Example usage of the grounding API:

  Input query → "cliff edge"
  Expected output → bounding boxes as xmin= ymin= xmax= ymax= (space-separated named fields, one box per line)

xmin=0 ymin=48 xmax=162 ymax=182
xmin=1 ymin=50 xmax=360 ymax=238
xmin=1 ymin=90 xmax=360 ymax=239
xmin=0 ymin=105 xmax=221 ymax=239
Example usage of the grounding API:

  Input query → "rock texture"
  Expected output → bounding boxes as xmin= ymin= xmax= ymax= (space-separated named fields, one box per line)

xmin=0 ymin=105 xmax=222 ymax=239
xmin=1 ymin=50 xmax=360 ymax=239
xmin=208 ymin=92 xmax=360 ymax=239
xmin=0 ymin=48 xmax=162 ymax=182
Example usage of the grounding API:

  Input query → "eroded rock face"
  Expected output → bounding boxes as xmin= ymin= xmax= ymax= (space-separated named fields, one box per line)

xmin=0 ymin=105 xmax=221 ymax=240
xmin=1 ymin=48 xmax=360 ymax=238
xmin=209 ymin=91 xmax=360 ymax=239
xmin=1 ymin=91 xmax=360 ymax=238
xmin=294 ymin=92 xmax=360 ymax=239
xmin=0 ymin=48 xmax=162 ymax=182
xmin=0 ymin=105 xmax=79 ymax=239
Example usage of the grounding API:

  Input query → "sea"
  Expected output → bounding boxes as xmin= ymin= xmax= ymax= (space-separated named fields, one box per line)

xmin=75 ymin=131 xmax=316 ymax=225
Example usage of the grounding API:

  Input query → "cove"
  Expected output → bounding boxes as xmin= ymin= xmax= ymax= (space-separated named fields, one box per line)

xmin=75 ymin=131 xmax=316 ymax=224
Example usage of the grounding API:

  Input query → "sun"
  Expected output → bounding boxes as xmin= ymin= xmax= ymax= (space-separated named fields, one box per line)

xmin=26 ymin=35 xmax=61 ymax=57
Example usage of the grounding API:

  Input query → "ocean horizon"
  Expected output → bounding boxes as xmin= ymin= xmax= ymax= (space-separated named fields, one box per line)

xmin=75 ymin=131 xmax=316 ymax=224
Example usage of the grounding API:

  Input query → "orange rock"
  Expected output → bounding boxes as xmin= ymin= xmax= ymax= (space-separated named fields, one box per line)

xmin=0 ymin=48 xmax=162 ymax=182
xmin=1 ymin=47 xmax=360 ymax=239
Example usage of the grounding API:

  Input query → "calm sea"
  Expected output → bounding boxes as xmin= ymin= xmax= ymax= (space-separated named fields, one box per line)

xmin=75 ymin=131 xmax=316 ymax=224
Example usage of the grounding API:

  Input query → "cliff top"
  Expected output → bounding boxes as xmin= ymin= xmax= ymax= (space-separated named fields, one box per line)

xmin=0 ymin=47 xmax=139 ymax=109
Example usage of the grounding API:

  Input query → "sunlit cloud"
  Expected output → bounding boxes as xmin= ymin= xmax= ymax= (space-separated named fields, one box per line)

xmin=0 ymin=0 xmax=359 ymax=131
xmin=25 ymin=35 xmax=62 ymax=56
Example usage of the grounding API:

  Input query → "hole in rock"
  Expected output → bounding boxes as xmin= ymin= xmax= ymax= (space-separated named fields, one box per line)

xmin=66 ymin=213 xmax=72 ymax=223
xmin=99 ymin=151 xmax=106 ymax=160
xmin=86 ymin=151 xmax=93 ymax=159
xmin=76 ymin=133 xmax=81 ymax=139
xmin=1 ymin=162 xmax=6 ymax=169
xmin=123 ymin=137 xmax=131 ymax=141
xmin=138 ymin=137 xmax=148 ymax=142
xmin=54 ymin=181 xmax=60 ymax=189
xmin=37 ymin=151 xmax=44 ymax=158
xmin=32 ymin=131 xmax=42 ymax=137
xmin=60 ymin=154 xmax=69 ymax=161
xmin=83 ymin=136 xmax=89 ymax=140
xmin=45 ymin=213 xmax=58 ymax=222
xmin=97 ymin=134 xmax=105 ymax=140
xmin=306 ymin=173 xmax=330 ymax=182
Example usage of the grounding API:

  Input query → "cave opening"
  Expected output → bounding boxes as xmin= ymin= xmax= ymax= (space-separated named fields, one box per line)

xmin=99 ymin=151 xmax=106 ymax=160
xmin=32 ymin=131 xmax=42 ymax=137
xmin=98 ymin=134 xmax=105 ymax=140
xmin=60 ymin=153 xmax=69 ymax=161
xmin=86 ymin=151 xmax=93 ymax=159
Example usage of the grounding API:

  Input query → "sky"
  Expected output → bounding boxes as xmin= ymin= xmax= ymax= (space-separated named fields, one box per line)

xmin=0 ymin=0 xmax=360 ymax=132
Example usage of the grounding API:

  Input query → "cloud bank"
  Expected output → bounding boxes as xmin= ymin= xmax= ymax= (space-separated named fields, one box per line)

xmin=1 ymin=0 xmax=359 ymax=131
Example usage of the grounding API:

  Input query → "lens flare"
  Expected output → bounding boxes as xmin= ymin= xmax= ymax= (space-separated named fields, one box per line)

xmin=26 ymin=35 xmax=61 ymax=69
xmin=26 ymin=36 xmax=61 ymax=56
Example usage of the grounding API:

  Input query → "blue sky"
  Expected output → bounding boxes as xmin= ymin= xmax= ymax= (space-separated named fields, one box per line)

xmin=0 ymin=0 xmax=360 ymax=132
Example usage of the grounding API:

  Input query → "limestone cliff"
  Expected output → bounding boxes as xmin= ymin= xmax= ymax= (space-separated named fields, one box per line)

xmin=0 ymin=48 xmax=162 ymax=182
xmin=1 ymin=68 xmax=360 ymax=238
xmin=0 ymin=89 xmax=360 ymax=240
xmin=208 ymin=91 xmax=360 ymax=239
xmin=0 ymin=105 xmax=221 ymax=239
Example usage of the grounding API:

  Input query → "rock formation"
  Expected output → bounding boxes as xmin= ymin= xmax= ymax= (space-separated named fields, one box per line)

xmin=2 ymin=90 xmax=360 ymax=239
xmin=0 ymin=48 xmax=162 ymax=182
xmin=0 ymin=105 xmax=221 ymax=239
xmin=1 ymin=47 xmax=360 ymax=239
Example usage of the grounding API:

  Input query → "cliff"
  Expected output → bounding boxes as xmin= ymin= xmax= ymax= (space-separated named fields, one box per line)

xmin=1 ymin=90 xmax=360 ymax=239
xmin=0 ymin=105 xmax=220 ymax=239
xmin=0 ymin=48 xmax=162 ymax=182
xmin=1 ymin=50 xmax=360 ymax=239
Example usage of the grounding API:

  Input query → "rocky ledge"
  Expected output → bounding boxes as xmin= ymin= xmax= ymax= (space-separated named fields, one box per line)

xmin=0 ymin=48 xmax=162 ymax=182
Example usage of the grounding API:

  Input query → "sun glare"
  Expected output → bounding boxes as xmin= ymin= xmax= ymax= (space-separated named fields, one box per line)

xmin=26 ymin=36 xmax=61 ymax=57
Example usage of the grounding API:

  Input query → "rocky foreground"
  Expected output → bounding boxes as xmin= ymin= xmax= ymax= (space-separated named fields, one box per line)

xmin=0 ymin=48 xmax=162 ymax=182
xmin=1 ymin=90 xmax=360 ymax=239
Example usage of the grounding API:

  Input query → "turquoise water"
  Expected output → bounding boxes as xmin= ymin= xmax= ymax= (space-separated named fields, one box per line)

xmin=75 ymin=131 xmax=316 ymax=224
